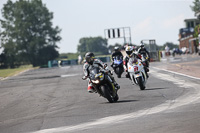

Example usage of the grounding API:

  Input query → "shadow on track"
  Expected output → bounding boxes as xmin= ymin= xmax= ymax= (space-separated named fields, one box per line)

xmin=116 ymin=99 xmax=138 ymax=103
xmin=144 ymin=87 xmax=167 ymax=91
xmin=100 ymin=99 xmax=138 ymax=104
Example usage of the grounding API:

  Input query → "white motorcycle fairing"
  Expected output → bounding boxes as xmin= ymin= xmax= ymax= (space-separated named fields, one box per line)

xmin=127 ymin=58 xmax=147 ymax=90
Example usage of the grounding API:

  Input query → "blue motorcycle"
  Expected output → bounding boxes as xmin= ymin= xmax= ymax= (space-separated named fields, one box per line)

xmin=111 ymin=56 xmax=124 ymax=78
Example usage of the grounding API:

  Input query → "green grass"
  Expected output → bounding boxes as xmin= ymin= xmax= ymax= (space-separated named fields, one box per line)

xmin=0 ymin=65 xmax=37 ymax=79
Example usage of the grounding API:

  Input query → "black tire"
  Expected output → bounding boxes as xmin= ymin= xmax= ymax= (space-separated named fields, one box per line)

xmin=100 ymin=85 xmax=114 ymax=103
xmin=113 ymin=93 xmax=119 ymax=102
xmin=116 ymin=67 xmax=123 ymax=78
xmin=136 ymin=77 xmax=145 ymax=90
xmin=117 ymin=75 xmax=121 ymax=78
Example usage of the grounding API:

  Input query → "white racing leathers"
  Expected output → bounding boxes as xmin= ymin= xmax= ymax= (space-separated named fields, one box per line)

xmin=127 ymin=56 xmax=147 ymax=90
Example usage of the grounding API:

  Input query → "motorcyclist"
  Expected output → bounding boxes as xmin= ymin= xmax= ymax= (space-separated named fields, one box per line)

xmin=82 ymin=52 xmax=120 ymax=93
xmin=123 ymin=45 xmax=140 ymax=78
xmin=137 ymin=43 xmax=150 ymax=68
xmin=111 ymin=46 xmax=123 ymax=67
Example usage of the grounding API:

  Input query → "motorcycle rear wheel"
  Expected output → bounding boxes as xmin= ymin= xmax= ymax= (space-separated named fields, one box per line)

xmin=116 ymin=67 xmax=123 ymax=78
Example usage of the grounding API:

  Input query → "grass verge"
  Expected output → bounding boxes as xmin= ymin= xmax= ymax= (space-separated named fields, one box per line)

xmin=0 ymin=65 xmax=37 ymax=79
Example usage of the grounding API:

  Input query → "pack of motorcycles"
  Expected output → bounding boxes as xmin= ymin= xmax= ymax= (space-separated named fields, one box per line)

xmin=83 ymin=53 xmax=149 ymax=103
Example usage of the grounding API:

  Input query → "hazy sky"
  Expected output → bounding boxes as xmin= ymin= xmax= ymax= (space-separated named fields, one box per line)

xmin=0 ymin=0 xmax=196 ymax=53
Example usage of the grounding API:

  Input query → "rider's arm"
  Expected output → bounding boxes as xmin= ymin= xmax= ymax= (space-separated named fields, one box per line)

xmin=145 ymin=49 xmax=150 ymax=59
xmin=83 ymin=63 xmax=90 ymax=77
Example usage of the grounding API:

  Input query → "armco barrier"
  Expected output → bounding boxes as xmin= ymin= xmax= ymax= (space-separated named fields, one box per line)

xmin=95 ymin=57 xmax=110 ymax=63
xmin=48 ymin=60 xmax=58 ymax=68
xmin=48 ymin=57 xmax=111 ymax=68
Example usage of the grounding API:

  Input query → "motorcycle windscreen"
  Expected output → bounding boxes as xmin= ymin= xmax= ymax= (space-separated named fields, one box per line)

xmin=113 ymin=56 xmax=123 ymax=65
xmin=128 ymin=58 xmax=139 ymax=73
xmin=89 ymin=67 xmax=101 ymax=80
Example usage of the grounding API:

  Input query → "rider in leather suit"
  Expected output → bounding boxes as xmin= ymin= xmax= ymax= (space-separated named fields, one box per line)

xmin=111 ymin=46 xmax=123 ymax=67
xmin=82 ymin=52 xmax=120 ymax=93
xmin=124 ymin=45 xmax=149 ymax=79
xmin=123 ymin=46 xmax=140 ymax=78
xmin=137 ymin=44 xmax=150 ymax=68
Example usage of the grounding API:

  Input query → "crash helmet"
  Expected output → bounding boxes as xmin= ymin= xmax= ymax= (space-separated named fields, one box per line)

xmin=114 ymin=46 xmax=120 ymax=52
xmin=125 ymin=46 xmax=134 ymax=56
xmin=140 ymin=43 xmax=145 ymax=48
xmin=85 ymin=52 xmax=95 ymax=64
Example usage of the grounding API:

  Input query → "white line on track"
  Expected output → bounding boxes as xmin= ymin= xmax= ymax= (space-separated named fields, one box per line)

xmin=60 ymin=74 xmax=82 ymax=78
xmin=152 ymin=66 xmax=200 ymax=80
xmin=30 ymin=68 xmax=200 ymax=133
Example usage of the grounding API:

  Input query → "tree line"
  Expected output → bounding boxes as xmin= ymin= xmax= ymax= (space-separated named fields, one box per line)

xmin=0 ymin=0 xmax=61 ymax=68
xmin=1 ymin=0 xmax=194 ymax=68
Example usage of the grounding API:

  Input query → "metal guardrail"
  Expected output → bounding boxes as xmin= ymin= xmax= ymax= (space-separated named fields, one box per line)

xmin=48 ymin=57 xmax=111 ymax=68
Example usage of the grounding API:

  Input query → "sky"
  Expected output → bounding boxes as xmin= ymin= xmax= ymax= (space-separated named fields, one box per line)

xmin=0 ymin=0 xmax=196 ymax=53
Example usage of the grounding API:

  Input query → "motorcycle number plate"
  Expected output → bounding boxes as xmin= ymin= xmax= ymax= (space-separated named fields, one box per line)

xmin=134 ymin=66 xmax=138 ymax=72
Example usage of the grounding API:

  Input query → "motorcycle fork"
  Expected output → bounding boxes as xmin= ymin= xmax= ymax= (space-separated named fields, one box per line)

xmin=130 ymin=73 xmax=137 ymax=84
xmin=93 ymin=84 xmax=102 ymax=95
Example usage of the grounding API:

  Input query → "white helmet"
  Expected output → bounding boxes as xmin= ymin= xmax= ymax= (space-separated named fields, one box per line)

xmin=125 ymin=46 xmax=134 ymax=56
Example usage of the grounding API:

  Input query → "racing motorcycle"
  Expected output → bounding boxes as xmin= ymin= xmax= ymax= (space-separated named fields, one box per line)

xmin=127 ymin=57 xmax=147 ymax=90
xmin=83 ymin=66 xmax=119 ymax=103
xmin=111 ymin=56 xmax=124 ymax=78
xmin=141 ymin=53 xmax=149 ymax=68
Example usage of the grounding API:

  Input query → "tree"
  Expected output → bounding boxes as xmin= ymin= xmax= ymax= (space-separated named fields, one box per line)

xmin=77 ymin=36 xmax=109 ymax=55
xmin=190 ymin=0 xmax=200 ymax=53
xmin=162 ymin=42 xmax=179 ymax=50
xmin=0 ymin=0 xmax=61 ymax=67
xmin=0 ymin=53 xmax=6 ymax=68
xmin=190 ymin=0 xmax=200 ymax=18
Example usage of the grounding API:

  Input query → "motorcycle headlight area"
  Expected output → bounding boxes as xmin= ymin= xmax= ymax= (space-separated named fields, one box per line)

xmin=91 ymin=79 xmax=100 ymax=84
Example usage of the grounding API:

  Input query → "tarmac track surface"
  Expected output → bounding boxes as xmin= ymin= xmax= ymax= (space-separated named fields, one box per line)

xmin=0 ymin=55 xmax=200 ymax=133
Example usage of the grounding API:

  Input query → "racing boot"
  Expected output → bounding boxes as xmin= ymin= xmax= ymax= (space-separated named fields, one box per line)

xmin=87 ymin=83 xmax=95 ymax=93
xmin=125 ymin=72 xmax=129 ymax=78
xmin=125 ymin=72 xmax=131 ymax=80
xmin=146 ymin=72 xmax=149 ymax=78
xmin=146 ymin=67 xmax=149 ymax=72
xmin=87 ymin=86 xmax=95 ymax=93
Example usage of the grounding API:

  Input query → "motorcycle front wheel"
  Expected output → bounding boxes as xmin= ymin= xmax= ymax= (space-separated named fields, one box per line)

xmin=136 ymin=77 xmax=145 ymax=90
xmin=113 ymin=93 xmax=119 ymax=102
xmin=116 ymin=67 xmax=121 ymax=78
xmin=100 ymin=85 xmax=114 ymax=103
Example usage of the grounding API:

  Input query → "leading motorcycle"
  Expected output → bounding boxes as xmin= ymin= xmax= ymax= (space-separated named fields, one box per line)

xmin=127 ymin=57 xmax=147 ymax=90
xmin=83 ymin=66 xmax=119 ymax=103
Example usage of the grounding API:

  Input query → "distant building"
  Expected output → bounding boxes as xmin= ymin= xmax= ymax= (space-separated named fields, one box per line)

xmin=179 ymin=18 xmax=200 ymax=53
